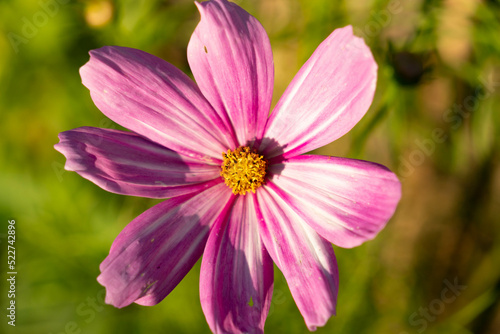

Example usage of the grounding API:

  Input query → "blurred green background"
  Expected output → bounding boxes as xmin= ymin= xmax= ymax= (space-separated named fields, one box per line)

xmin=1 ymin=0 xmax=499 ymax=333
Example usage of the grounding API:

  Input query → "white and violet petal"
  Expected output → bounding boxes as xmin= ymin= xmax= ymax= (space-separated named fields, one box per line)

xmin=256 ymin=186 xmax=339 ymax=331
xmin=268 ymin=155 xmax=401 ymax=248
xmin=261 ymin=26 xmax=377 ymax=159
xmin=98 ymin=183 xmax=233 ymax=308
xmin=188 ymin=0 xmax=274 ymax=147
xmin=55 ymin=127 xmax=221 ymax=198
xmin=80 ymin=46 xmax=236 ymax=162
xmin=200 ymin=194 xmax=273 ymax=334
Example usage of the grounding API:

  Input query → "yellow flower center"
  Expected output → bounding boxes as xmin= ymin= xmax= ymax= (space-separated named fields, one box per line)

xmin=220 ymin=146 xmax=267 ymax=195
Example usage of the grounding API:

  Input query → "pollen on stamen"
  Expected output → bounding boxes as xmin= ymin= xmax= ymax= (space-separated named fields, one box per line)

xmin=220 ymin=146 xmax=267 ymax=195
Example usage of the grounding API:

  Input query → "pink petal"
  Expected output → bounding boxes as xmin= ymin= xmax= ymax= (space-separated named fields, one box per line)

xmin=256 ymin=186 xmax=339 ymax=331
xmin=55 ymin=127 xmax=222 ymax=198
xmin=268 ymin=155 xmax=401 ymax=248
xmin=97 ymin=183 xmax=233 ymax=308
xmin=261 ymin=26 xmax=377 ymax=159
xmin=200 ymin=194 xmax=273 ymax=334
xmin=187 ymin=0 xmax=274 ymax=147
xmin=80 ymin=46 xmax=236 ymax=162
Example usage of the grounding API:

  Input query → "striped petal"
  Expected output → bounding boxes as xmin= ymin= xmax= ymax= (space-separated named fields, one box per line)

xmin=256 ymin=186 xmax=338 ymax=331
xmin=268 ymin=155 xmax=401 ymax=248
xmin=55 ymin=127 xmax=221 ymax=198
xmin=261 ymin=26 xmax=377 ymax=159
xmin=98 ymin=183 xmax=232 ymax=308
xmin=187 ymin=0 xmax=274 ymax=147
xmin=80 ymin=46 xmax=236 ymax=162
xmin=201 ymin=194 xmax=273 ymax=334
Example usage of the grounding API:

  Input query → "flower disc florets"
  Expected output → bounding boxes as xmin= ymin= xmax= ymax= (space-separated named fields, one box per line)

xmin=220 ymin=146 xmax=267 ymax=195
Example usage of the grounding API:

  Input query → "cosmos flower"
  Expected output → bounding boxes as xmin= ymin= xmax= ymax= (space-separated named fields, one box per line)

xmin=55 ymin=0 xmax=401 ymax=332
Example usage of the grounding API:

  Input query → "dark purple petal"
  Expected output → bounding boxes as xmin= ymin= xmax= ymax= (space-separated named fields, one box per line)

xmin=97 ymin=183 xmax=232 ymax=308
xmin=188 ymin=0 xmax=274 ymax=147
xmin=200 ymin=194 xmax=273 ymax=334
xmin=55 ymin=127 xmax=222 ymax=198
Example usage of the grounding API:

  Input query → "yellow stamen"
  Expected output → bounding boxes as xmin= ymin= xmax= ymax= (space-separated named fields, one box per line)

xmin=220 ymin=146 xmax=267 ymax=195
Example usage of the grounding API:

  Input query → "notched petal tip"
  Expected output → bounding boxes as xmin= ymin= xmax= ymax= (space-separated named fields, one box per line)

xmin=54 ymin=131 xmax=85 ymax=173
xmin=343 ymin=25 xmax=378 ymax=66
